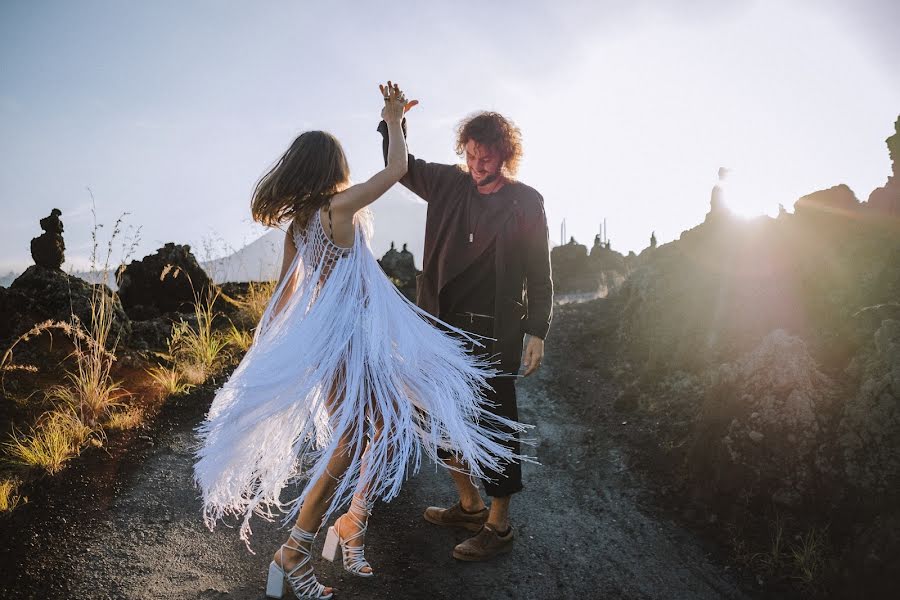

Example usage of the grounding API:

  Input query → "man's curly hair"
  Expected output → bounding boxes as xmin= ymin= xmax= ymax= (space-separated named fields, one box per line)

xmin=454 ymin=111 xmax=524 ymax=177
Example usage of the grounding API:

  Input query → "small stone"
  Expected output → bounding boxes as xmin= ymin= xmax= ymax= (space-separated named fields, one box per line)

xmin=748 ymin=430 xmax=764 ymax=442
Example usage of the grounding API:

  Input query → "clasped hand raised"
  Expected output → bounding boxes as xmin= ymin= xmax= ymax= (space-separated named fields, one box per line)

xmin=379 ymin=80 xmax=418 ymax=123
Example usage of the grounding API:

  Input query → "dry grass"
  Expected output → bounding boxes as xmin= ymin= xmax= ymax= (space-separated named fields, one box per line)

xmin=168 ymin=287 xmax=229 ymax=382
xmin=0 ymin=477 xmax=23 ymax=512
xmin=791 ymin=526 xmax=828 ymax=585
xmin=20 ymin=207 xmax=137 ymax=427
xmin=0 ymin=319 xmax=114 ymax=401
xmin=750 ymin=511 xmax=787 ymax=573
xmin=1 ymin=202 xmax=140 ymax=479
xmin=1 ymin=319 xmax=110 ymax=372
xmin=729 ymin=515 xmax=829 ymax=590
xmin=146 ymin=283 xmax=229 ymax=395
xmin=146 ymin=364 xmax=194 ymax=396
xmin=60 ymin=264 xmax=130 ymax=426
xmin=45 ymin=367 xmax=128 ymax=429
xmin=178 ymin=362 xmax=209 ymax=386
xmin=242 ymin=280 xmax=277 ymax=324
xmin=226 ymin=322 xmax=254 ymax=353
xmin=3 ymin=410 xmax=95 ymax=475
xmin=105 ymin=406 xmax=145 ymax=431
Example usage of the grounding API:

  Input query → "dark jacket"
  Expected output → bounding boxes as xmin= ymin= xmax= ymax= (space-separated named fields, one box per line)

xmin=378 ymin=121 xmax=553 ymax=373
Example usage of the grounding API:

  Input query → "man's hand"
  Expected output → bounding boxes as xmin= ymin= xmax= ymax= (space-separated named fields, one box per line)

xmin=521 ymin=335 xmax=545 ymax=377
xmin=379 ymin=81 xmax=418 ymax=120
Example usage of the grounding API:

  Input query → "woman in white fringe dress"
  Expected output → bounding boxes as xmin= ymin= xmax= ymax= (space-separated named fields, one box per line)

xmin=192 ymin=82 xmax=530 ymax=599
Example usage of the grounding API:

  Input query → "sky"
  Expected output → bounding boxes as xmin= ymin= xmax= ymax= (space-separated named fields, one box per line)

xmin=1 ymin=0 xmax=898 ymax=274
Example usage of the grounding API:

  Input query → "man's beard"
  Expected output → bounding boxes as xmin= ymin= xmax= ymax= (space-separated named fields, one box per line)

xmin=475 ymin=171 xmax=500 ymax=187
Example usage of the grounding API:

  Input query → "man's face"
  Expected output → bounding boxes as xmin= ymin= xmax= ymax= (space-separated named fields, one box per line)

xmin=465 ymin=140 xmax=502 ymax=186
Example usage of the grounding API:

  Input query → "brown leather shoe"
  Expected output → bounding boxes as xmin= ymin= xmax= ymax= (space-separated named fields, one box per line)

xmin=451 ymin=524 xmax=514 ymax=561
xmin=423 ymin=502 xmax=488 ymax=532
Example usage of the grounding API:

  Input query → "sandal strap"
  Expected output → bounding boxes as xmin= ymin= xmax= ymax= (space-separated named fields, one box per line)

xmin=278 ymin=526 xmax=330 ymax=598
xmin=339 ymin=497 xmax=373 ymax=573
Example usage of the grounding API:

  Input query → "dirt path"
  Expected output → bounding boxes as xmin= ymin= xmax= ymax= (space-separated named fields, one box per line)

xmin=0 ymin=299 xmax=753 ymax=599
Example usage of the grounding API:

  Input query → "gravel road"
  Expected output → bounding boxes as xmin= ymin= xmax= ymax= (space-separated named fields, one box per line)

xmin=0 ymin=299 xmax=753 ymax=599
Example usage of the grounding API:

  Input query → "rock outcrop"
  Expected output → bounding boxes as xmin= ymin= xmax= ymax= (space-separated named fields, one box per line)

xmin=117 ymin=243 xmax=212 ymax=318
xmin=689 ymin=330 xmax=835 ymax=508
xmin=378 ymin=242 xmax=419 ymax=301
xmin=838 ymin=318 xmax=900 ymax=497
xmin=552 ymin=236 xmax=627 ymax=296
xmin=5 ymin=266 xmax=131 ymax=345
xmin=794 ymin=183 xmax=861 ymax=217
xmin=866 ymin=116 xmax=900 ymax=217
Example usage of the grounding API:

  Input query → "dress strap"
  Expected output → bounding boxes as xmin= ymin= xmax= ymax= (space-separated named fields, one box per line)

xmin=327 ymin=199 xmax=334 ymax=240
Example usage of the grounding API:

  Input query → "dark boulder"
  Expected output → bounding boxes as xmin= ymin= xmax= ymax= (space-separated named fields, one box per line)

xmin=129 ymin=317 xmax=174 ymax=351
xmin=794 ymin=183 xmax=861 ymax=218
xmin=379 ymin=242 xmax=419 ymax=301
xmin=6 ymin=265 xmax=131 ymax=346
xmin=553 ymin=236 xmax=627 ymax=296
xmin=117 ymin=243 xmax=212 ymax=317
xmin=550 ymin=237 xmax=589 ymax=294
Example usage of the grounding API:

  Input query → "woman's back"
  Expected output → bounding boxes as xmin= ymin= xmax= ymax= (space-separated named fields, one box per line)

xmin=292 ymin=207 xmax=354 ymax=282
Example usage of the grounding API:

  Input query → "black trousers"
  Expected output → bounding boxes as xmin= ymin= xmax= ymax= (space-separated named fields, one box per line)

xmin=437 ymin=313 xmax=523 ymax=498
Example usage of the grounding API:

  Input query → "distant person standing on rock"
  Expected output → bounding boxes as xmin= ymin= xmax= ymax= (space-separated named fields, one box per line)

xmin=377 ymin=88 xmax=553 ymax=561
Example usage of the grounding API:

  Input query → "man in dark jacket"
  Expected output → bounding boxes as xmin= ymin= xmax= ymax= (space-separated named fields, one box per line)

xmin=378 ymin=103 xmax=553 ymax=561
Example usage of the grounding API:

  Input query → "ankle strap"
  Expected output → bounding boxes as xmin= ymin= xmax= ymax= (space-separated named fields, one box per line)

xmin=290 ymin=525 xmax=316 ymax=544
xmin=350 ymin=495 xmax=373 ymax=516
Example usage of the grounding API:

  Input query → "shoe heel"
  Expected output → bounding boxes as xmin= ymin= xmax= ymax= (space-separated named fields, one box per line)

xmin=265 ymin=561 xmax=285 ymax=598
xmin=321 ymin=526 xmax=340 ymax=562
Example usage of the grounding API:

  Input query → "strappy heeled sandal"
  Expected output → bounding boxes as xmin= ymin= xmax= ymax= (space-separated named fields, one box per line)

xmin=266 ymin=526 xmax=333 ymax=599
xmin=322 ymin=496 xmax=374 ymax=577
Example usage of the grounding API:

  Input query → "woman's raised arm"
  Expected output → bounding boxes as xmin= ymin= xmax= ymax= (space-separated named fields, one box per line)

xmin=330 ymin=81 xmax=416 ymax=217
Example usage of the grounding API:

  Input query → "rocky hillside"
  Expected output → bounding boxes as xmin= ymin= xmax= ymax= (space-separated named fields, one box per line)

xmin=609 ymin=117 xmax=900 ymax=595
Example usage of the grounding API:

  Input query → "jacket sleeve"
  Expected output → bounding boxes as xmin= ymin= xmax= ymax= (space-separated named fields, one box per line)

xmin=377 ymin=119 xmax=452 ymax=203
xmin=523 ymin=193 xmax=553 ymax=339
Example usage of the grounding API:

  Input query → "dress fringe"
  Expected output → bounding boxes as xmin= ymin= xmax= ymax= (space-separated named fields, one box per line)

xmin=191 ymin=209 xmax=533 ymax=552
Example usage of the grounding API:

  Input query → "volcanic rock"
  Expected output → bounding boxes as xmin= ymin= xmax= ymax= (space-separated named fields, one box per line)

xmin=30 ymin=209 xmax=65 ymax=269
xmin=866 ymin=116 xmax=900 ymax=217
xmin=690 ymin=330 xmax=834 ymax=508
xmin=838 ymin=319 xmax=900 ymax=496
xmin=6 ymin=265 xmax=131 ymax=345
xmin=378 ymin=242 xmax=419 ymax=301
xmin=117 ymin=243 xmax=212 ymax=318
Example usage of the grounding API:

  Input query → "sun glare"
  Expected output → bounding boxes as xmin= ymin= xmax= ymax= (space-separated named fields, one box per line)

xmin=720 ymin=170 xmax=782 ymax=219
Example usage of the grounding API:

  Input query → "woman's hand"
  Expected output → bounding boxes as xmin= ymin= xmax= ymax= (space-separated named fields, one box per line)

xmin=380 ymin=80 xmax=418 ymax=122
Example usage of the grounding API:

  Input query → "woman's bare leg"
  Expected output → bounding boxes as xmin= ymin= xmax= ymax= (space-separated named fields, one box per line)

xmin=271 ymin=379 xmax=360 ymax=591
xmin=333 ymin=416 xmax=385 ymax=574
xmin=271 ymin=434 xmax=356 ymax=592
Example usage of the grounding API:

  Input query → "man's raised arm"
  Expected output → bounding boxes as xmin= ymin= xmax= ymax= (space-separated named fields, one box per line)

xmin=376 ymin=118 xmax=452 ymax=204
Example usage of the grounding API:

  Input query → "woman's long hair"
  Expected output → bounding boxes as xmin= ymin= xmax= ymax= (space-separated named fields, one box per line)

xmin=251 ymin=131 xmax=350 ymax=229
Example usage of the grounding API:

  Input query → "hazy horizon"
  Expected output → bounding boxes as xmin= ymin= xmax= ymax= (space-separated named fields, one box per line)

xmin=2 ymin=0 xmax=898 ymax=275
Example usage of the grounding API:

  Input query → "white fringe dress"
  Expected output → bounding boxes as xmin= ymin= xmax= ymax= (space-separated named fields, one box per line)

xmin=192 ymin=208 xmax=529 ymax=551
